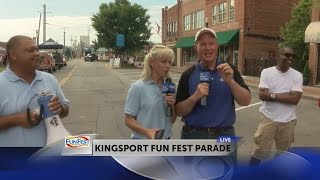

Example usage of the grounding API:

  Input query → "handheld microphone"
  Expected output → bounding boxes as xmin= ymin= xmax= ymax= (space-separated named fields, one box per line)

xmin=162 ymin=77 xmax=176 ymax=117
xmin=37 ymin=93 xmax=70 ymax=146
xmin=199 ymin=65 xmax=210 ymax=106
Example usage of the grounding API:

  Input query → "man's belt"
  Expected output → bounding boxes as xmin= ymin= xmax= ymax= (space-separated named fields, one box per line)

xmin=184 ymin=125 xmax=233 ymax=135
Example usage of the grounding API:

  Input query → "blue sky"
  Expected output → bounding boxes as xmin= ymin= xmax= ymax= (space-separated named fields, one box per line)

xmin=0 ymin=0 xmax=176 ymax=45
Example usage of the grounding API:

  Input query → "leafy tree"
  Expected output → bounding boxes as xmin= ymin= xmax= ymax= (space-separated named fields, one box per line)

xmin=91 ymin=0 xmax=151 ymax=56
xmin=64 ymin=47 xmax=73 ymax=58
xmin=280 ymin=0 xmax=313 ymax=72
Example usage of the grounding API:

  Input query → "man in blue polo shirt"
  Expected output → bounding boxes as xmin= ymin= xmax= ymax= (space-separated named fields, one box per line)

xmin=0 ymin=35 xmax=69 ymax=147
xmin=175 ymin=27 xmax=251 ymax=139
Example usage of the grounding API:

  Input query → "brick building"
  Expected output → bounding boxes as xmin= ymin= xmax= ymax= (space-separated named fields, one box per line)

xmin=305 ymin=1 xmax=320 ymax=86
xmin=162 ymin=0 xmax=298 ymax=76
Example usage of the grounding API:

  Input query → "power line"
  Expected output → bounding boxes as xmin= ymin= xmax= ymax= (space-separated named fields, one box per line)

xmin=46 ymin=22 xmax=68 ymax=28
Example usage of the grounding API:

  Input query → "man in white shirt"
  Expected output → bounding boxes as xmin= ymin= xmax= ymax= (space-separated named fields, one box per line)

xmin=250 ymin=47 xmax=303 ymax=165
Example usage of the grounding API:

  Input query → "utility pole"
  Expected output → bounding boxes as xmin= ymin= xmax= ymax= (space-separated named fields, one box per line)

xmin=37 ymin=13 xmax=41 ymax=45
xmin=63 ymin=27 xmax=66 ymax=55
xmin=42 ymin=4 xmax=46 ymax=43
xmin=87 ymin=26 xmax=91 ymax=46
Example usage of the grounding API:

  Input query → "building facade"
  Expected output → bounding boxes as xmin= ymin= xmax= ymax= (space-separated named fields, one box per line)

xmin=306 ymin=2 xmax=320 ymax=86
xmin=162 ymin=1 xmax=182 ymax=66
xmin=162 ymin=0 xmax=298 ymax=76
xmin=80 ymin=36 xmax=90 ymax=47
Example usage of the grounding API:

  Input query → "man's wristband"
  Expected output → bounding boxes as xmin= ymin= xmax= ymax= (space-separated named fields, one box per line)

xmin=26 ymin=108 xmax=41 ymax=126
xmin=60 ymin=105 xmax=65 ymax=115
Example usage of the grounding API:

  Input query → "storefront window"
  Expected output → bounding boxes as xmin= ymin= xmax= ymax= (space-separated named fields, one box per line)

xmin=184 ymin=48 xmax=197 ymax=63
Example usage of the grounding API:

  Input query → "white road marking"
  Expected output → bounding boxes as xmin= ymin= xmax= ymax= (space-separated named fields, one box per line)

xmin=59 ymin=65 xmax=78 ymax=87
xmin=236 ymin=102 xmax=262 ymax=111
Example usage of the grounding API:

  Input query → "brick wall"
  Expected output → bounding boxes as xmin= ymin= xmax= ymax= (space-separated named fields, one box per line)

xmin=180 ymin=0 xmax=206 ymax=37
xmin=245 ymin=0 xmax=298 ymax=37
xmin=162 ymin=0 xmax=298 ymax=75
xmin=162 ymin=3 xmax=179 ymax=44
xmin=243 ymin=36 xmax=279 ymax=76
xmin=309 ymin=4 xmax=320 ymax=85
xmin=205 ymin=0 xmax=244 ymax=31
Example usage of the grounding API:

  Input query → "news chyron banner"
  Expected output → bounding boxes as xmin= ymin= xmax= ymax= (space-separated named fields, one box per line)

xmin=62 ymin=135 xmax=237 ymax=179
xmin=62 ymin=135 xmax=237 ymax=156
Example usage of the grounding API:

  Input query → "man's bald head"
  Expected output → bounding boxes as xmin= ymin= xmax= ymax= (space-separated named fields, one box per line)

xmin=6 ymin=35 xmax=33 ymax=52
xmin=3 ymin=35 xmax=33 ymax=66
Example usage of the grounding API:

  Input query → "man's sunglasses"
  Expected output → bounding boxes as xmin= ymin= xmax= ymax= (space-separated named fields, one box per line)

xmin=280 ymin=53 xmax=297 ymax=59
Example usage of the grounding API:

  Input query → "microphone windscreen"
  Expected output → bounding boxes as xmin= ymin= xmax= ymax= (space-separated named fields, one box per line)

xmin=166 ymin=77 xmax=172 ymax=83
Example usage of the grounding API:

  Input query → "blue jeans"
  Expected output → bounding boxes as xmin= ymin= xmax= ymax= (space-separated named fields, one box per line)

xmin=181 ymin=125 xmax=238 ymax=167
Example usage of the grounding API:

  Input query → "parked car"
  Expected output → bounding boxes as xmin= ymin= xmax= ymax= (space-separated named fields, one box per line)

xmin=63 ymin=56 xmax=67 ymax=66
xmin=85 ymin=54 xmax=98 ymax=62
xmin=53 ymin=53 xmax=64 ymax=69
xmin=37 ymin=51 xmax=55 ymax=73
xmin=134 ymin=61 xmax=144 ymax=68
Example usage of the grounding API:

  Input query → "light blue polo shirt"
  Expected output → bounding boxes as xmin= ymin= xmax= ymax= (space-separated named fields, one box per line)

xmin=0 ymin=68 xmax=69 ymax=147
xmin=125 ymin=79 xmax=172 ymax=139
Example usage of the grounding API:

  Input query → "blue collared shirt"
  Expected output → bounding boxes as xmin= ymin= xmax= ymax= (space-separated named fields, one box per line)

xmin=184 ymin=62 xmax=236 ymax=127
xmin=125 ymin=79 xmax=172 ymax=139
xmin=0 ymin=68 xmax=69 ymax=147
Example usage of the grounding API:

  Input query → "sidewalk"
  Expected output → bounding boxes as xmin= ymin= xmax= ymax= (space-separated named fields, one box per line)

xmin=170 ymin=66 xmax=320 ymax=99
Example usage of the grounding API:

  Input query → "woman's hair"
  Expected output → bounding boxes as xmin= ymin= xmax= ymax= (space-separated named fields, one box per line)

xmin=140 ymin=44 xmax=175 ymax=80
xmin=2 ymin=35 xmax=32 ymax=67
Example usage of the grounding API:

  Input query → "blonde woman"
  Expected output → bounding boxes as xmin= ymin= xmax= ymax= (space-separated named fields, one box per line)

xmin=124 ymin=45 xmax=176 ymax=139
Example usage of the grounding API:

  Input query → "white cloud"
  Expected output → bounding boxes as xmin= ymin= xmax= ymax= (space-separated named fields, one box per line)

xmin=0 ymin=15 xmax=162 ymax=45
xmin=0 ymin=16 xmax=97 ymax=46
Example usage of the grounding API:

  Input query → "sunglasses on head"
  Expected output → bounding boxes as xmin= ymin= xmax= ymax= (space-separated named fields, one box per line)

xmin=280 ymin=53 xmax=296 ymax=59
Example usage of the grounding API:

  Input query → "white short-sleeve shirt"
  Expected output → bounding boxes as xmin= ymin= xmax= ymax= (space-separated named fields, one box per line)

xmin=259 ymin=67 xmax=303 ymax=122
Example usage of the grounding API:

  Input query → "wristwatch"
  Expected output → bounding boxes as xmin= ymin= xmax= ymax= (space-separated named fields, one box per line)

xmin=270 ymin=93 xmax=276 ymax=100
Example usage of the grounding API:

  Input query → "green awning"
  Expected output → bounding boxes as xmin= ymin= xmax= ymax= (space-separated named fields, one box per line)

xmin=175 ymin=29 xmax=239 ymax=48
xmin=216 ymin=29 xmax=239 ymax=45
xmin=175 ymin=36 xmax=195 ymax=48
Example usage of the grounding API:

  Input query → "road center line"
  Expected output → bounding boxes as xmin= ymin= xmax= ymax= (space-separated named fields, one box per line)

xmin=59 ymin=65 xmax=78 ymax=87
xmin=236 ymin=102 xmax=262 ymax=111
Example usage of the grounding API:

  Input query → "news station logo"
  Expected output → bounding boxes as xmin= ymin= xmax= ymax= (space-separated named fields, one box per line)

xmin=65 ymin=135 xmax=91 ymax=148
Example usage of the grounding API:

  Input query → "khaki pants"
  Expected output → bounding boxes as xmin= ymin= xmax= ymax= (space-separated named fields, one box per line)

xmin=251 ymin=114 xmax=297 ymax=160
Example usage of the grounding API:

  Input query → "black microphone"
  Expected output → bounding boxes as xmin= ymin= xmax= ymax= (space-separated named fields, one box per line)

xmin=162 ymin=77 xmax=176 ymax=117
xmin=200 ymin=65 xmax=210 ymax=106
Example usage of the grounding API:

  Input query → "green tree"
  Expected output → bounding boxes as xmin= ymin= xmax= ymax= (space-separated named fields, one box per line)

xmin=64 ymin=47 xmax=73 ymax=58
xmin=280 ymin=0 xmax=312 ymax=72
xmin=91 ymin=0 xmax=151 ymax=56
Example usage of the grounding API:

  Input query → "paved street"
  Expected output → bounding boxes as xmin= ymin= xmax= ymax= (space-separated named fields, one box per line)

xmin=56 ymin=59 xmax=320 ymax=162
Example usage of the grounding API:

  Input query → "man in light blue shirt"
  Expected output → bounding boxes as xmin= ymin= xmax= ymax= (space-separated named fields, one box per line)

xmin=0 ymin=35 xmax=69 ymax=147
